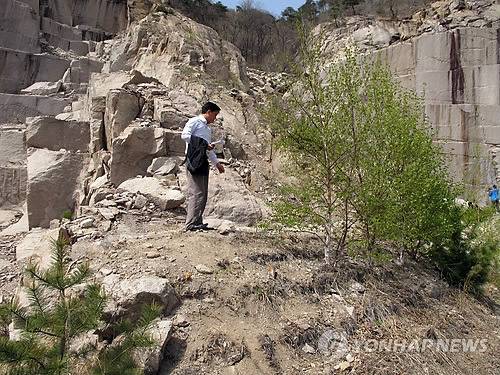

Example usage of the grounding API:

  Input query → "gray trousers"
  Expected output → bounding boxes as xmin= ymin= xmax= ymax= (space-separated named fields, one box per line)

xmin=185 ymin=170 xmax=209 ymax=229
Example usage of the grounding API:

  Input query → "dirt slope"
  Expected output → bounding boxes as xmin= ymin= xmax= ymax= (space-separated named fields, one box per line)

xmin=58 ymin=210 xmax=500 ymax=375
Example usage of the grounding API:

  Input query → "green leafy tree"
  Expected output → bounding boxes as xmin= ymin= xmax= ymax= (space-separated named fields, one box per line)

xmin=0 ymin=237 xmax=105 ymax=375
xmin=431 ymin=206 xmax=500 ymax=292
xmin=263 ymin=30 xmax=364 ymax=264
xmin=348 ymin=58 xmax=457 ymax=254
xmin=0 ymin=238 xmax=160 ymax=375
xmin=263 ymin=28 xmax=457 ymax=264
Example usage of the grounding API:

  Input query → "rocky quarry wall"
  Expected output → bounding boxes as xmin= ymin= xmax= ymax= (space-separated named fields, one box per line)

xmin=0 ymin=2 xmax=499 ymax=372
xmin=374 ymin=27 xmax=500 ymax=194
xmin=0 ymin=0 xmax=125 ymax=225
xmin=0 ymin=1 xmax=264 ymax=231
xmin=320 ymin=0 xmax=500 ymax=200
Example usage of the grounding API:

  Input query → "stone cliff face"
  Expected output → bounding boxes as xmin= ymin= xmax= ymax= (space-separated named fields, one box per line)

xmin=372 ymin=27 xmax=500 ymax=194
xmin=99 ymin=11 xmax=248 ymax=90
xmin=41 ymin=0 xmax=128 ymax=34
xmin=319 ymin=0 xmax=500 ymax=199
xmin=0 ymin=1 xmax=265 ymax=229
xmin=0 ymin=0 xmax=126 ymax=212
xmin=1 ymin=5 xmax=499 ymax=374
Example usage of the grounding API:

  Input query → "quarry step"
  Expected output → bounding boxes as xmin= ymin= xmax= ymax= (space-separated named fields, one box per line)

xmin=0 ymin=47 xmax=70 ymax=94
xmin=0 ymin=93 xmax=71 ymax=123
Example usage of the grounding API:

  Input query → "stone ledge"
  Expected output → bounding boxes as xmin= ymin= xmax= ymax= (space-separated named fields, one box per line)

xmin=0 ymin=48 xmax=70 ymax=93
xmin=0 ymin=93 xmax=71 ymax=123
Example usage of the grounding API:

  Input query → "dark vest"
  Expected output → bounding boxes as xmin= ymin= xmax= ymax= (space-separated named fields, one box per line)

xmin=186 ymin=135 xmax=209 ymax=176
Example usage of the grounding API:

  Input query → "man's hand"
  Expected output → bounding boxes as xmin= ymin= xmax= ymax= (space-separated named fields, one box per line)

xmin=216 ymin=163 xmax=225 ymax=173
xmin=207 ymin=143 xmax=215 ymax=150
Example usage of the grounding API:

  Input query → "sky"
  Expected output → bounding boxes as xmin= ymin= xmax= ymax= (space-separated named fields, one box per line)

xmin=219 ymin=0 xmax=306 ymax=17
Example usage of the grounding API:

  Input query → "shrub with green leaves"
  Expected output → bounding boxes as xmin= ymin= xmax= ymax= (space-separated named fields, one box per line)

xmin=263 ymin=28 xmax=456 ymax=264
xmin=471 ymin=213 xmax=500 ymax=288
xmin=0 ymin=238 xmax=160 ymax=375
xmin=263 ymin=28 xmax=499 ymax=291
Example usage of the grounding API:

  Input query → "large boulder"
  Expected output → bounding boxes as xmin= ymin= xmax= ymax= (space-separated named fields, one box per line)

xmin=103 ymin=11 xmax=248 ymax=90
xmin=0 ymin=49 xmax=70 ymax=94
xmin=86 ymin=71 xmax=156 ymax=154
xmin=371 ymin=25 xmax=392 ymax=46
xmin=352 ymin=26 xmax=372 ymax=43
xmin=118 ymin=177 xmax=185 ymax=209
xmin=147 ymin=156 xmax=180 ymax=176
xmin=109 ymin=126 xmax=167 ymax=185
xmin=0 ymin=93 xmax=71 ymax=123
xmin=26 ymin=116 xmax=90 ymax=152
xmin=153 ymin=97 xmax=190 ymax=129
xmin=27 ymin=149 xmax=88 ymax=228
xmin=101 ymin=275 xmax=180 ymax=322
xmin=88 ymin=70 xmax=158 ymax=105
xmin=153 ymin=89 xmax=200 ymax=129
xmin=65 ymin=58 xmax=104 ymax=87
xmin=104 ymin=89 xmax=143 ymax=150
xmin=21 ymin=81 xmax=61 ymax=95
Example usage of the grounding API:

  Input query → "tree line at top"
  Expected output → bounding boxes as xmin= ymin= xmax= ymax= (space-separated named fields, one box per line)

xmin=165 ymin=0 xmax=432 ymax=70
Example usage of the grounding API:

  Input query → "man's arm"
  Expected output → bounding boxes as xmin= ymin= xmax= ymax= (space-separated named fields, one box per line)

xmin=208 ymin=149 xmax=225 ymax=173
xmin=208 ymin=149 xmax=218 ymax=165
xmin=181 ymin=118 xmax=196 ymax=143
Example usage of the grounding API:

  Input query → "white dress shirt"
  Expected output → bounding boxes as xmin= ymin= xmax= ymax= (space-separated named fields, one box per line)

xmin=181 ymin=115 xmax=218 ymax=166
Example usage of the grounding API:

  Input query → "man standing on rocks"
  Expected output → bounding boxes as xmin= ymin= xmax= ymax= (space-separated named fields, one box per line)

xmin=181 ymin=102 xmax=225 ymax=231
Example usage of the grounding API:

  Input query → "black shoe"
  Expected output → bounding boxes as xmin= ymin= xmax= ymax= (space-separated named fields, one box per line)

xmin=195 ymin=223 xmax=216 ymax=231
xmin=186 ymin=224 xmax=206 ymax=232
xmin=200 ymin=223 xmax=217 ymax=230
